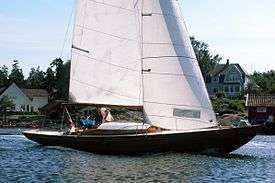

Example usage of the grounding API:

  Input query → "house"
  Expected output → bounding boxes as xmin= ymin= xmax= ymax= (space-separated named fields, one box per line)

xmin=22 ymin=89 xmax=49 ymax=112
xmin=206 ymin=60 xmax=249 ymax=97
xmin=246 ymin=94 xmax=275 ymax=124
xmin=0 ymin=83 xmax=49 ymax=112
xmin=0 ymin=83 xmax=32 ymax=111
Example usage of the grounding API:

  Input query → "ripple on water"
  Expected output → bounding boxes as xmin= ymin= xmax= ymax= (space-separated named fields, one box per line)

xmin=1 ymin=130 xmax=275 ymax=183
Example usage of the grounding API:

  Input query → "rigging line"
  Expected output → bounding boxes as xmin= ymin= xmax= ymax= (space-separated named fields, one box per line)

xmin=176 ymin=0 xmax=193 ymax=48
xmin=144 ymin=100 xmax=214 ymax=111
xmin=73 ymin=50 xmax=140 ymax=72
xmin=75 ymin=24 xmax=138 ymax=42
xmin=142 ymin=55 xmax=196 ymax=60
xmin=60 ymin=1 xmax=75 ymax=58
xmin=72 ymin=79 xmax=140 ymax=101
xmin=140 ymin=0 xmax=146 ymax=119
xmin=87 ymin=0 xmax=140 ymax=13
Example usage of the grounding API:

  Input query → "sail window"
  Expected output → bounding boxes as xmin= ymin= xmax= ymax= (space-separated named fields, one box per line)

xmin=173 ymin=109 xmax=201 ymax=119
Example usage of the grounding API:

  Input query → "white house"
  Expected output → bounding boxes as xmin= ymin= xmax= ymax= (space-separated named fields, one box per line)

xmin=0 ymin=83 xmax=32 ymax=111
xmin=0 ymin=83 xmax=49 ymax=112
xmin=22 ymin=89 xmax=49 ymax=112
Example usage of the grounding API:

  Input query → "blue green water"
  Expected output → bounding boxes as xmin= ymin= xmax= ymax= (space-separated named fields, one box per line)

xmin=1 ymin=128 xmax=275 ymax=183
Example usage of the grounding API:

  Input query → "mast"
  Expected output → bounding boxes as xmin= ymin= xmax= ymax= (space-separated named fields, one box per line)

xmin=140 ymin=0 xmax=146 ymax=121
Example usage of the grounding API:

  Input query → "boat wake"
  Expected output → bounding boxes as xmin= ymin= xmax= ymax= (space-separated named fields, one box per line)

xmin=246 ymin=141 xmax=275 ymax=149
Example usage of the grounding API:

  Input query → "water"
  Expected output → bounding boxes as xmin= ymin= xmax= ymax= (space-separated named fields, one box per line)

xmin=1 ymin=129 xmax=275 ymax=183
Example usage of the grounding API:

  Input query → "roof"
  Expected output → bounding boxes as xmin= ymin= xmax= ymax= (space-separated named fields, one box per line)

xmin=39 ymin=100 xmax=65 ymax=113
xmin=246 ymin=94 xmax=275 ymax=107
xmin=22 ymin=89 xmax=49 ymax=97
xmin=235 ymin=64 xmax=249 ymax=76
xmin=209 ymin=64 xmax=226 ymax=76
xmin=210 ymin=62 xmax=249 ymax=77
xmin=0 ymin=85 xmax=10 ymax=96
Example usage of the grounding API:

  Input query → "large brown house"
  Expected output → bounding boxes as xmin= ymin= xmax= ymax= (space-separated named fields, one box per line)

xmin=246 ymin=94 xmax=275 ymax=124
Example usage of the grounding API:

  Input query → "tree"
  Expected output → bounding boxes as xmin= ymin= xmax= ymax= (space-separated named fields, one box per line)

xmin=44 ymin=67 xmax=55 ymax=91
xmin=49 ymin=58 xmax=70 ymax=100
xmin=244 ymin=79 xmax=261 ymax=94
xmin=60 ymin=61 xmax=71 ymax=100
xmin=0 ymin=65 xmax=9 ymax=86
xmin=190 ymin=37 xmax=222 ymax=79
xmin=26 ymin=66 xmax=45 ymax=89
xmin=0 ymin=95 xmax=14 ymax=126
xmin=9 ymin=60 xmax=25 ymax=87
xmin=249 ymin=70 xmax=275 ymax=94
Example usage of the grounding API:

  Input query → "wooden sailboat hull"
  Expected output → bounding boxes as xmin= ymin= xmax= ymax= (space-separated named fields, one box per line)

xmin=23 ymin=125 xmax=261 ymax=155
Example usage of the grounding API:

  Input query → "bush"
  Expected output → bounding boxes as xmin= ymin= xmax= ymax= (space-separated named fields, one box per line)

xmin=211 ymin=96 xmax=245 ymax=115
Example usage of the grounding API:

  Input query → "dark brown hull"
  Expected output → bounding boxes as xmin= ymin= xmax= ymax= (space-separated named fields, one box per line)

xmin=23 ymin=125 xmax=261 ymax=155
xmin=258 ymin=122 xmax=275 ymax=135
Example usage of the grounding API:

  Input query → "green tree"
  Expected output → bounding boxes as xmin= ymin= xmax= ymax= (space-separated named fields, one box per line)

xmin=60 ymin=61 xmax=71 ymax=100
xmin=9 ymin=60 xmax=25 ymax=87
xmin=0 ymin=65 xmax=9 ymax=85
xmin=244 ymin=79 xmax=261 ymax=94
xmin=250 ymin=70 xmax=275 ymax=94
xmin=49 ymin=58 xmax=70 ymax=100
xmin=190 ymin=37 xmax=222 ymax=79
xmin=0 ymin=95 xmax=14 ymax=125
xmin=44 ymin=67 xmax=55 ymax=91
xmin=26 ymin=66 xmax=45 ymax=89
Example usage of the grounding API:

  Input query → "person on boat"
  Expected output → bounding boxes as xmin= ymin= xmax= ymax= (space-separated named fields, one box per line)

xmin=92 ymin=106 xmax=103 ymax=125
xmin=100 ymin=107 xmax=114 ymax=123
xmin=80 ymin=115 xmax=96 ymax=128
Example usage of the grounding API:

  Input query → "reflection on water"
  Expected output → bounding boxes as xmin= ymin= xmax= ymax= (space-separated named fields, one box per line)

xmin=1 ymin=129 xmax=275 ymax=183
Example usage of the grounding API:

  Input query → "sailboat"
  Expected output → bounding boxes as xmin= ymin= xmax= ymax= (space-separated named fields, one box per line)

xmin=23 ymin=0 xmax=261 ymax=155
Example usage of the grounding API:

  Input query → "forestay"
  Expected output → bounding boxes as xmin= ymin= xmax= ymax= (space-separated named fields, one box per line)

xmin=69 ymin=0 xmax=143 ymax=106
xmin=142 ymin=0 xmax=217 ymax=130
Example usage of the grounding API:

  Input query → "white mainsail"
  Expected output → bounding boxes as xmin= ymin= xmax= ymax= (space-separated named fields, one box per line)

xmin=69 ymin=0 xmax=143 ymax=106
xmin=142 ymin=0 xmax=217 ymax=130
xmin=70 ymin=0 xmax=217 ymax=130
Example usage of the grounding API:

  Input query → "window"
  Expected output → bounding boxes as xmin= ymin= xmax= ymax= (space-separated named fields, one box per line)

xmin=230 ymin=86 xmax=234 ymax=93
xmin=213 ymin=88 xmax=218 ymax=93
xmin=224 ymin=86 xmax=229 ymax=92
xmin=21 ymin=105 xmax=25 ymax=111
xmin=173 ymin=109 xmax=201 ymax=119
xmin=227 ymin=74 xmax=239 ymax=82
xmin=235 ymin=86 xmax=240 ymax=92
xmin=257 ymin=107 xmax=267 ymax=113
xmin=213 ymin=77 xmax=219 ymax=83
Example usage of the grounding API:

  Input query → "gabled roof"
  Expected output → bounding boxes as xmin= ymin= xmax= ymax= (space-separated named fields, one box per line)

xmin=246 ymin=94 xmax=275 ymax=107
xmin=209 ymin=60 xmax=249 ymax=77
xmin=209 ymin=64 xmax=227 ymax=76
xmin=234 ymin=64 xmax=249 ymax=76
xmin=22 ymin=89 xmax=49 ymax=98
xmin=0 ymin=85 xmax=9 ymax=96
